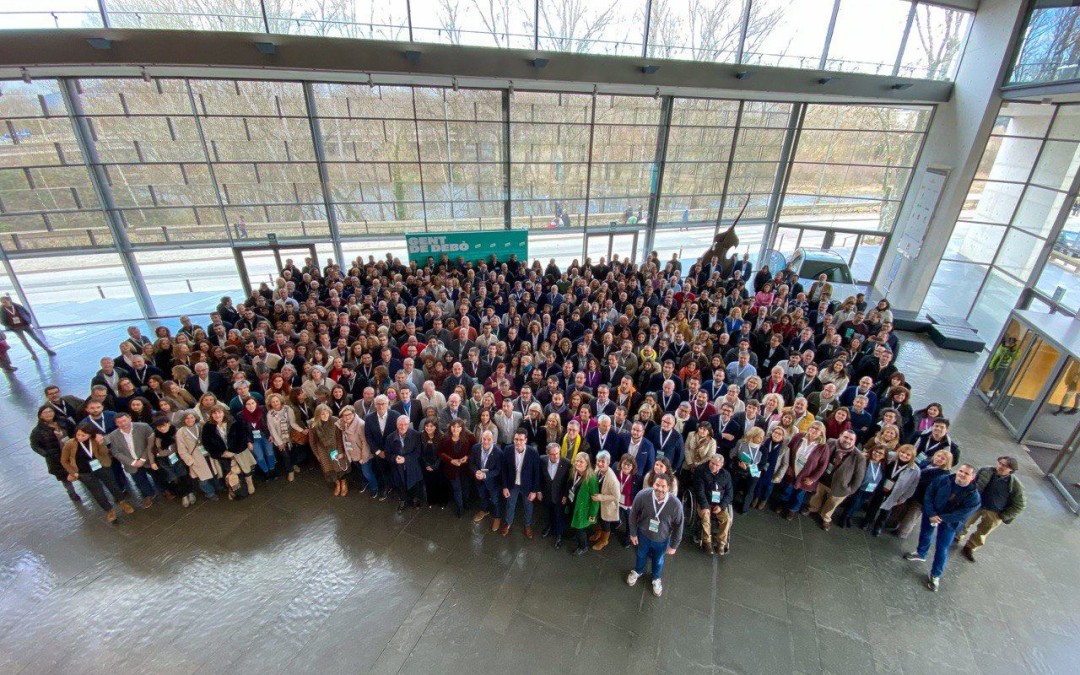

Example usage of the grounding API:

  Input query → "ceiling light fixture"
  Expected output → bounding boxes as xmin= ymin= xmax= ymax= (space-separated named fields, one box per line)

xmin=641 ymin=64 xmax=660 ymax=75
xmin=890 ymin=82 xmax=914 ymax=90
xmin=530 ymin=58 xmax=549 ymax=69
xmin=87 ymin=37 xmax=112 ymax=50
xmin=734 ymin=71 xmax=752 ymax=80
xmin=254 ymin=41 xmax=277 ymax=55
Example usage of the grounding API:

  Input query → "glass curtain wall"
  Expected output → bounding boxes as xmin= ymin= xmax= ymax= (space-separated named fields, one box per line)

xmin=924 ymin=102 xmax=1080 ymax=339
xmin=2 ymin=1 xmax=973 ymax=81
xmin=1007 ymin=0 xmax=1080 ymax=86
xmin=0 ymin=75 xmax=932 ymax=324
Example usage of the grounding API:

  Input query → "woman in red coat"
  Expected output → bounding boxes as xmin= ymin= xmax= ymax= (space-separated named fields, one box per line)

xmin=437 ymin=418 xmax=475 ymax=517
xmin=775 ymin=421 xmax=830 ymax=520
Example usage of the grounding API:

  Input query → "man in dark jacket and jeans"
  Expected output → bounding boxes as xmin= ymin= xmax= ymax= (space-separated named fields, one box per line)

xmin=904 ymin=464 xmax=981 ymax=592
xmin=806 ymin=430 xmax=866 ymax=531
xmin=693 ymin=454 xmax=734 ymax=556
xmin=954 ymin=456 xmax=1026 ymax=562
xmin=627 ymin=474 xmax=684 ymax=598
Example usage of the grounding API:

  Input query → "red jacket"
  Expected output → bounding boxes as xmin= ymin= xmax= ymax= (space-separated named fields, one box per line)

xmin=785 ymin=433 xmax=830 ymax=492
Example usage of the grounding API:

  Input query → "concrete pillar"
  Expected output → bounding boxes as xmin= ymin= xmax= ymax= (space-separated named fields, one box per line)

xmin=873 ymin=0 xmax=1027 ymax=311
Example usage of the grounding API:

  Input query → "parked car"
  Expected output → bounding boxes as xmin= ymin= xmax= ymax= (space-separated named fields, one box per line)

xmin=786 ymin=248 xmax=864 ymax=302
xmin=1053 ymin=230 xmax=1080 ymax=258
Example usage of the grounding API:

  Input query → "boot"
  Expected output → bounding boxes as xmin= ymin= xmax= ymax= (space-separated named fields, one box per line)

xmin=591 ymin=531 xmax=610 ymax=551
xmin=588 ymin=530 xmax=602 ymax=543
xmin=118 ymin=500 xmax=135 ymax=514
xmin=749 ymin=498 xmax=760 ymax=510
xmin=340 ymin=480 xmax=349 ymax=497
xmin=333 ymin=481 xmax=342 ymax=496
xmin=491 ymin=517 xmax=501 ymax=533
xmin=105 ymin=508 xmax=117 ymax=524
xmin=701 ymin=537 xmax=713 ymax=555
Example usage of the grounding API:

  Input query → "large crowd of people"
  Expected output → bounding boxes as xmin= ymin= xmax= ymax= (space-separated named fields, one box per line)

xmin=21 ymin=247 xmax=1026 ymax=596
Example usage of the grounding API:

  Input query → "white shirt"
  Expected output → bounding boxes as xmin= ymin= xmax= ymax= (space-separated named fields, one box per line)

xmin=514 ymin=449 xmax=525 ymax=486
xmin=547 ymin=459 xmax=558 ymax=480
xmin=120 ymin=430 xmax=137 ymax=461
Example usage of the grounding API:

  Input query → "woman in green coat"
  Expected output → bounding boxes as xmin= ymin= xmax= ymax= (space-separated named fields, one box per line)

xmin=566 ymin=452 xmax=600 ymax=556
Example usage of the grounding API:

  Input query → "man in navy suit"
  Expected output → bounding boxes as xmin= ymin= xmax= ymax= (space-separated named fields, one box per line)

xmin=363 ymin=395 xmax=401 ymax=500
xmin=647 ymin=415 xmax=683 ymax=473
xmin=585 ymin=414 xmax=627 ymax=462
xmin=499 ymin=429 xmax=541 ymax=538
xmin=471 ymin=430 xmax=504 ymax=532
xmin=388 ymin=415 xmax=423 ymax=513
xmin=185 ymin=362 xmax=230 ymax=401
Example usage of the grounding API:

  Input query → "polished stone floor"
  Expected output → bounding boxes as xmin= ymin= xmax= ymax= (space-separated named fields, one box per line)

xmin=1 ymin=322 xmax=1078 ymax=675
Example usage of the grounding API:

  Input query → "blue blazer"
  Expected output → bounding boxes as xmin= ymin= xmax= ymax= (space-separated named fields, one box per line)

xmin=499 ymin=446 xmax=541 ymax=493
xmin=470 ymin=443 xmax=504 ymax=492
xmin=626 ymin=437 xmax=657 ymax=488
xmin=923 ymin=474 xmax=981 ymax=528
xmin=646 ymin=428 xmax=683 ymax=472
xmin=585 ymin=428 xmax=628 ymax=462
xmin=363 ymin=410 xmax=402 ymax=454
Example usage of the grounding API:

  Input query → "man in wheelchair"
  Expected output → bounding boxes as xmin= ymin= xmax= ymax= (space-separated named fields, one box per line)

xmin=692 ymin=454 xmax=734 ymax=556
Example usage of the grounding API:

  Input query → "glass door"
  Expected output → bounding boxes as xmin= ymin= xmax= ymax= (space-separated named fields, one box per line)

xmin=1024 ymin=358 xmax=1080 ymax=478
xmin=1048 ymin=431 xmax=1080 ymax=513
xmin=234 ymin=245 xmax=317 ymax=297
xmin=991 ymin=335 xmax=1061 ymax=437
xmin=585 ymin=230 xmax=641 ymax=265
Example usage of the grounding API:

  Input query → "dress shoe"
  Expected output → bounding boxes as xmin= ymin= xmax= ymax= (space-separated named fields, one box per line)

xmin=554 ymin=537 xmax=563 ymax=549
xmin=799 ymin=507 xmax=810 ymax=516
xmin=500 ymin=524 xmax=511 ymax=536
xmin=141 ymin=497 xmax=153 ymax=509
xmin=541 ymin=526 xmax=552 ymax=538
xmin=105 ymin=509 xmax=117 ymax=524
xmin=490 ymin=518 xmax=501 ymax=532
xmin=820 ymin=520 xmax=831 ymax=532
xmin=962 ymin=546 xmax=976 ymax=563
xmin=572 ymin=546 xmax=587 ymax=556
xmin=784 ymin=510 xmax=795 ymax=521
xmin=525 ymin=527 xmax=534 ymax=539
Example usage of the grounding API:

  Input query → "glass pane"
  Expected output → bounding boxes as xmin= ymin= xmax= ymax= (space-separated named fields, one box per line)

xmin=265 ymin=0 xmax=412 ymax=40
xmin=825 ymin=0 xmax=910 ymax=76
xmin=653 ymin=223 xmax=728 ymax=268
xmin=0 ymin=1 xmax=104 ymax=28
xmin=944 ymin=221 xmax=1005 ymax=264
xmin=773 ymin=226 xmax=802 ymax=258
xmin=1008 ymin=3 xmax=1080 ymax=85
xmin=1011 ymin=185 xmax=1068 ymax=238
xmin=134 ymin=247 xmax=244 ymax=317
xmin=104 ymin=0 xmax=265 ymax=31
xmin=742 ymin=0 xmax=833 ymax=70
xmin=1036 ymin=198 xmax=1080 ymax=312
xmin=1030 ymin=140 xmax=1080 ymax=192
xmin=992 ymin=101 xmax=1052 ymax=138
xmin=994 ymin=227 xmax=1044 ymax=281
xmin=975 ymin=136 xmax=1041 ymax=183
xmin=0 ymin=79 xmax=113 ymax=252
xmin=10 ymin=252 xmax=140 ymax=326
xmin=1026 ymin=357 xmax=1080 ymax=449
xmin=899 ymin=2 xmax=972 ymax=80
xmin=1049 ymin=106 xmax=1080 ymax=142
xmin=998 ymin=338 xmax=1060 ymax=433
xmin=921 ymin=260 xmax=986 ymax=318
xmin=537 ymin=0 xmax=645 ymax=56
xmin=968 ymin=268 xmax=1024 ymax=339
xmin=646 ymin=0 xmax=743 ymax=62
xmin=850 ymin=233 xmax=885 ymax=282
xmin=962 ymin=180 xmax=1024 ymax=224
xmin=410 ymin=0 xmax=534 ymax=48
xmin=530 ymin=231 xmax=583 ymax=268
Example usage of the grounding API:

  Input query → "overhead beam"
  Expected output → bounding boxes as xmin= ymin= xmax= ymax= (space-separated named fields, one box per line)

xmin=0 ymin=29 xmax=954 ymax=104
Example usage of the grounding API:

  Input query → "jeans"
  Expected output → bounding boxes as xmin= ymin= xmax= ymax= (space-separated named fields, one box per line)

xmin=839 ymin=489 xmax=872 ymax=526
xmin=448 ymin=475 xmax=466 ymax=513
xmin=752 ymin=478 xmax=777 ymax=505
xmin=634 ymin=531 xmax=669 ymax=579
xmin=81 ymin=468 xmax=126 ymax=512
xmin=780 ymin=483 xmax=810 ymax=512
xmin=504 ymin=486 xmax=534 ymax=526
xmin=354 ymin=460 xmax=379 ymax=492
xmin=916 ymin=515 xmax=960 ymax=578
xmin=126 ymin=467 xmax=158 ymax=499
xmin=196 ymin=479 xmax=217 ymax=497
xmin=476 ymin=480 xmax=502 ymax=518
xmin=250 ymin=436 xmax=276 ymax=474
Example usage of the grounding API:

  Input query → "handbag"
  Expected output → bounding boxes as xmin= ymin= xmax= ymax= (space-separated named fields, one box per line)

xmin=289 ymin=428 xmax=310 ymax=445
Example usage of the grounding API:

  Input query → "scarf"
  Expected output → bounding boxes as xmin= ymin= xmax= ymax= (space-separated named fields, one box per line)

xmin=561 ymin=434 xmax=582 ymax=460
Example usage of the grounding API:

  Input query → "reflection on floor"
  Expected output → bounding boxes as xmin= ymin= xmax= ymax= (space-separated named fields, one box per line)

xmin=1 ymin=324 xmax=1079 ymax=675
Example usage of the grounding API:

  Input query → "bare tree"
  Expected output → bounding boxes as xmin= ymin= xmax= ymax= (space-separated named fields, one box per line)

xmin=538 ymin=0 xmax=629 ymax=54
xmin=467 ymin=0 xmax=533 ymax=48
xmin=910 ymin=5 xmax=967 ymax=80
xmin=437 ymin=0 xmax=465 ymax=44
xmin=647 ymin=0 xmax=784 ymax=63
xmin=1012 ymin=7 xmax=1080 ymax=82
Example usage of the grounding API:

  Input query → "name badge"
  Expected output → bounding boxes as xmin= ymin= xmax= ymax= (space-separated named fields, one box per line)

xmin=344 ymin=441 xmax=353 ymax=452
xmin=199 ymin=447 xmax=210 ymax=457
xmin=648 ymin=518 xmax=660 ymax=533
xmin=915 ymin=452 xmax=927 ymax=465
xmin=710 ymin=490 xmax=721 ymax=504
xmin=168 ymin=454 xmax=180 ymax=465
xmin=864 ymin=482 xmax=878 ymax=492
xmin=656 ymin=450 xmax=665 ymax=459
xmin=749 ymin=465 xmax=761 ymax=478
xmin=89 ymin=459 xmax=103 ymax=472
xmin=883 ymin=479 xmax=895 ymax=492
xmin=825 ymin=464 xmax=835 ymax=475
xmin=330 ymin=450 xmax=340 ymax=461
xmin=252 ymin=430 xmax=262 ymax=440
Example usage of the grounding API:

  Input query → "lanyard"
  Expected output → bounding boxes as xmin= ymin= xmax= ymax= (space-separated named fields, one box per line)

xmin=653 ymin=495 xmax=669 ymax=517
xmin=89 ymin=416 xmax=106 ymax=432
xmin=79 ymin=441 xmax=94 ymax=458
xmin=660 ymin=430 xmax=672 ymax=448
xmin=185 ymin=428 xmax=199 ymax=442
xmin=866 ymin=463 xmax=882 ymax=483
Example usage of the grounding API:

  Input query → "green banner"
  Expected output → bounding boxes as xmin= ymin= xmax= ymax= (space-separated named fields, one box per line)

xmin=406 ymin=230 xmax=528 ymax=265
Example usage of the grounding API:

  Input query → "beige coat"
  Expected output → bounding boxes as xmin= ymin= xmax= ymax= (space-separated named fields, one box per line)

xmin=595 ymin=467 xmax=620 ymax=522
xmin=266 ymin=406 xmax=303 ymax=448
xmin=175 ymin=424 xmax=217 ymax=481
xmin=684 ymin=434 xmax=717 ymax=472
xmin=336 ymin=415 xmax=371 ymax=463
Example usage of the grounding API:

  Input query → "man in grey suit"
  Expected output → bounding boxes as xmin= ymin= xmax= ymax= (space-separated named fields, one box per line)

xmin=493 ymin=398 xmax=523 ymax=446
xmin=105 ymin=412 xmax=158 ymax=508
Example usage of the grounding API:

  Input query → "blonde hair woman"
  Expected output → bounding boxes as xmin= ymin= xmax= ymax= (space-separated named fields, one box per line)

xmin=310 ymin=403 xmax=349 ymax=496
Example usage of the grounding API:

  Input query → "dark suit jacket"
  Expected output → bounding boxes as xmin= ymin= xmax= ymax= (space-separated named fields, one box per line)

xmin=499 ymin=446 xmax=541 ymax=493
xmin=392 ymin=401 xmax=424 ymax=429
xmin=185 ymin=372 xmax=230 ymax=400
xmin=584 ymin=428 xmax=627 ymax=462
xmin=539 ymin=456 xmax=571 ymax=503
xmin=363 ymin=410 xmax=403 ymax=454
xmin=388 ymin=427 xmax=424 ymax=488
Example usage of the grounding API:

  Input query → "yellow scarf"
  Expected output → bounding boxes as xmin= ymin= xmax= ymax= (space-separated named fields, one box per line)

xmin=561 ymin=434 xmax=582 ymax=460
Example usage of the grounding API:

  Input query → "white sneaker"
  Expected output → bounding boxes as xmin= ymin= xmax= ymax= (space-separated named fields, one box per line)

xmin=181 ymin=495 xmax=191 ymax=508
xmin=189 ymin=493 xmax=196 ymax=506
xmin=652 ymin=578 xmax=663 ymax=597
xmin=626 ymin=571 xmax=640 ymax=587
